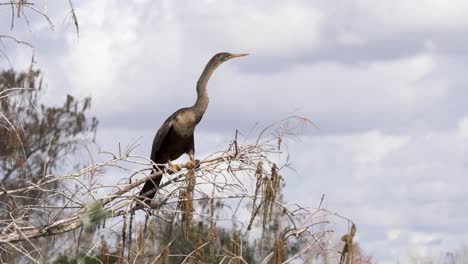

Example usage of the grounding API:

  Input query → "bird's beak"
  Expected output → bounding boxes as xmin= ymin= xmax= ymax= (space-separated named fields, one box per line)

xmin=229 ymin=53 xmax=249 ymax=59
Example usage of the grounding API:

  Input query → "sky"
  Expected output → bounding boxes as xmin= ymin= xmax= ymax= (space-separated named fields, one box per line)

xmin=2 ymin=0 xmax=468 ymax=263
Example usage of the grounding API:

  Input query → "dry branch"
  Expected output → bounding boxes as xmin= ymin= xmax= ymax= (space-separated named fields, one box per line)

xmin=0 ymin=117 xmax=352 ymax=262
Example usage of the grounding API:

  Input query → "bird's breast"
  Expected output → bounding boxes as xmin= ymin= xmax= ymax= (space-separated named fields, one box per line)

xmin=172 ymin=112 xmax=196 ymax=137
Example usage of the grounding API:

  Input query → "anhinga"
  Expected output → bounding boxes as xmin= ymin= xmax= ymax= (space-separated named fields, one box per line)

xmin=139 ymin=52 xmax=248 ymax=204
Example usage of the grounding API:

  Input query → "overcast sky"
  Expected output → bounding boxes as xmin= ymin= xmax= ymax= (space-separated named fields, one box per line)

xmin=2 ymin=0 xmax=468 ymax=263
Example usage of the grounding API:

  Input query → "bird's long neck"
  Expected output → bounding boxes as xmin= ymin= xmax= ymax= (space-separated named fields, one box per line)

xmin=192 ymin=61 xmax=220 ymax=119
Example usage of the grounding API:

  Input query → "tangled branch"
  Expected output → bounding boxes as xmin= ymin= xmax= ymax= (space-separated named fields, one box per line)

xmin=0 ymin=117 xmax=353 ymax=262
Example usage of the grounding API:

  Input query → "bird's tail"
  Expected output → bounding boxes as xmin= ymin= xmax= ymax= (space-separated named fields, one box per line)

xmin=138 ymin=165 xmax=164 ymax=205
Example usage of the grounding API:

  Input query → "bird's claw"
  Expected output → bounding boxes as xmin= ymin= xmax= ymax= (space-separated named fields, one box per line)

xmin=186 ymin=159 xmax=201 ymax=169
xmin=185 ymin=160 xmax=195 ymax=169
xmin=172 ymin=164 xmax=183 ymax=171
xmin=168 ymin=161 xmax=182 ymax=171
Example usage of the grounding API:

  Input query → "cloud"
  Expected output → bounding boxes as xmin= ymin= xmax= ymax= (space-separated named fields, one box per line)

xmin=36 ymin=0 xmax=468 ymax=135
xmin=284 ymin=115 xmax=468 ymax=261
xmin=3 ymin=0 xmax=468 ymax=262
xmin=202 ymin=54 xmax=450 ymax=133
xmin=175 ymin=1 xmax=324 ymax=56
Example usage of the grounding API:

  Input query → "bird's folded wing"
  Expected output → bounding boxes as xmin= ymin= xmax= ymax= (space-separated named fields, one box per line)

xmin=150 ymin=120 xmax=173 ymax=161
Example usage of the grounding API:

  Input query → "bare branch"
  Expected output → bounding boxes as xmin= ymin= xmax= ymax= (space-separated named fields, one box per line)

xmin=0 ymin=117 xmax=352 ymax=262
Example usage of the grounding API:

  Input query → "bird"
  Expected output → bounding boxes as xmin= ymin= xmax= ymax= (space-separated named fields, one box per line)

xmin=139 ymin=52 xmax=248 ymax=205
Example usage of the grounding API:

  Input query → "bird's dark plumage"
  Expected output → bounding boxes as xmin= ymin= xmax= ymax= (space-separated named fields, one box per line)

xmin=139 ymin=52 xmax=248 ymax=204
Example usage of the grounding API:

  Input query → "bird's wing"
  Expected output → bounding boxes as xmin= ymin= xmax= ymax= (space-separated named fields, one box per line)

xmin=150 ymin=119 xmax=173 ymax=162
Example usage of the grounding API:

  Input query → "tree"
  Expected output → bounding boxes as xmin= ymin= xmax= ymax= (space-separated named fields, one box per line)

xmin=1 ymin=4 xmax=354 ymax=263
xmin=0 ymin=113 xmax=355 ymax=263
xmin=0 ymin=68 xmax=97 ymax=181
xmin=0 ymin=1 xmax=78 ymax=51
xmin=0 ymin=67 xmax=97 ymax=261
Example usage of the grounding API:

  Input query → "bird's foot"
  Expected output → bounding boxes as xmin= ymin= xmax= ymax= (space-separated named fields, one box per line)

xmin=168 ymin=161 xmax=182 ymax=171
xmin=186 ymin=159 xmax=201 ymax=170
xmin=185 ymin=160 xmax=197 ymax=169
xmin=185 ymin=160 xmax=195 ymax=169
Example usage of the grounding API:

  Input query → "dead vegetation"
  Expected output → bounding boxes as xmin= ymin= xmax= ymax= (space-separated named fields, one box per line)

xmin=0 ymin=110 xmax=356 ymax=262
xmin=0 ymin=0 xmax=79 ymax=68
xmin=0 ymin=3 xmax=358 ymax=262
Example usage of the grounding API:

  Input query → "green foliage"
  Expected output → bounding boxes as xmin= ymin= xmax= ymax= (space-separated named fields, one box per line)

xmin=80 ymin=201 xmax=111 ymax=232
xmin=158 ymin=221 xmax=256 ymax=264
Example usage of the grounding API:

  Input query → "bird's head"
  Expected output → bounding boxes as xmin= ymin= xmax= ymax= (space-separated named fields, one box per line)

xmin=200 ymin=52 xmax=249 ymax=80
xmin=210 ymin=52 xmax=249 ymax=64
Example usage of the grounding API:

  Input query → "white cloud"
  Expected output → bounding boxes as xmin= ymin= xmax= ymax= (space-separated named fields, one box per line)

xmin=60 ymin=0 xmax=187 ymax=114
xmin=362 ymin=0 xmax=468 ymax=32
xmin=457 ymin=116 xmax=468 ymax=139
xmin=177 ymin=1 xmax=324 ymax=56
xmin=204 ymin=53 xmax=447 ymax=133
xmin=320 ymin=0 xmax=468 ymax=44
xmin=6 ymin=0 xmax=468 ymax=262
xmin=284 ymin=116 xmax=468 ymax=261
xmin=387 ymin=229 xmax=402 ymax=241
xmin=337 ymin=131 xmax=409 ymax=165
